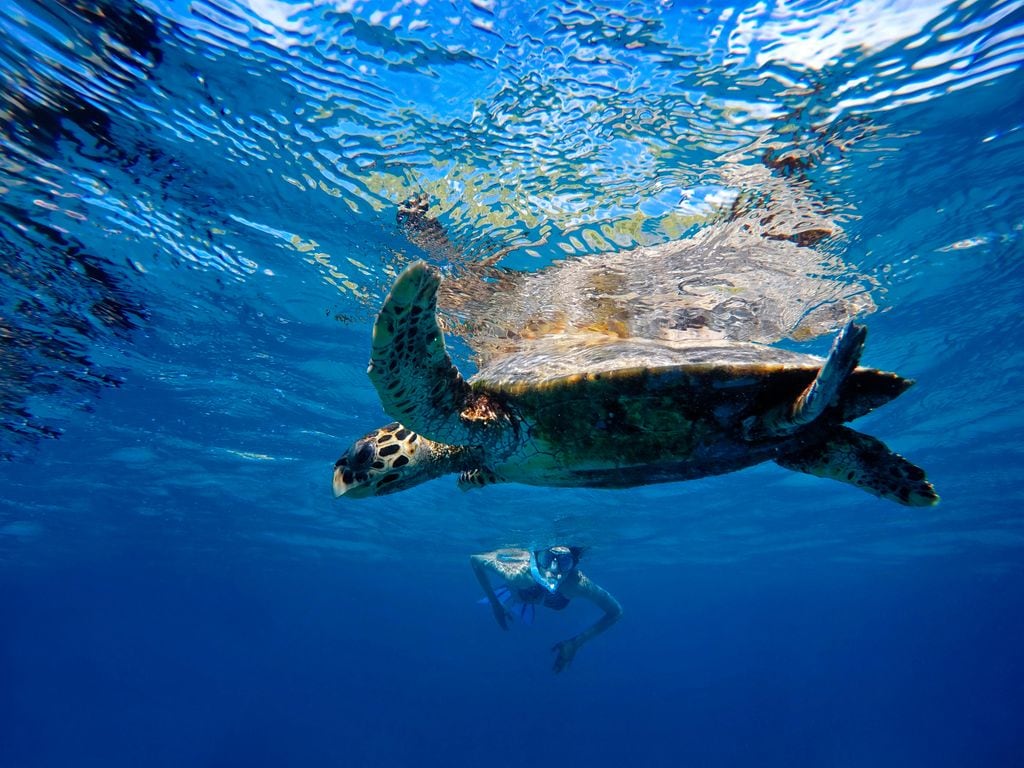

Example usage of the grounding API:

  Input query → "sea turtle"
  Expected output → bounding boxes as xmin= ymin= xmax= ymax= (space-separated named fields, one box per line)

xmin=332 ymin=260 xmax=937 ymax=506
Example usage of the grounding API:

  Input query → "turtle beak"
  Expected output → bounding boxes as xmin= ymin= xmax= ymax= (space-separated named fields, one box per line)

xmin=332 ymin=439 xmax=377 ymax=499
xmin=332 ymin=462 xmax=378 ymax=499
xmin=333 ymin=475 xmax=374 ymax=499
xmin=333 ymin=466 xmax=374 ymax=498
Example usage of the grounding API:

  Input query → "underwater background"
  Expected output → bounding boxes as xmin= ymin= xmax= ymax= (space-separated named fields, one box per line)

xmin=1 ymin=0 xmax=1023 ymax=765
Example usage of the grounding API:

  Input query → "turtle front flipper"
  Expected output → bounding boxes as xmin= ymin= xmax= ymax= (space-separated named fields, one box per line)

xmin=368 ymin=261 xmax=513 ymax=448
xmin=397 ymin=194 xmax=461 ymax=260
xmin=746 ymin=322 xmax=866 ymax=439
xmin=776 ymin=426 xmax=938 ymax=506
xmin=458 ymin=467 xmax=502 ymax=491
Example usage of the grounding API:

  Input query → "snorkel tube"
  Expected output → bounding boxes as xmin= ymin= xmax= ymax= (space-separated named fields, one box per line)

xmin=530 ymin=554 xmax=560 ymax=593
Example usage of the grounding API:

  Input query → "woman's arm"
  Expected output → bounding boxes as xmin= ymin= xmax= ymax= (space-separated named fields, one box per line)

xmin=470 ymin=552 xmax=513 ymax=630
xmin=551 ymin=571 xmax=623 ymax=672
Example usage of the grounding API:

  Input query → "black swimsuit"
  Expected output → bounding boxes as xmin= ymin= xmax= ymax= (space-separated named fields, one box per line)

xmin=518 ymin=584 xmax=570 ymax=611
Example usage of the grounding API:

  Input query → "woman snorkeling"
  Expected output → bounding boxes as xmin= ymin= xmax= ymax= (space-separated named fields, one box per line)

xmin=470 ymin=546 xmax=623 ymax=673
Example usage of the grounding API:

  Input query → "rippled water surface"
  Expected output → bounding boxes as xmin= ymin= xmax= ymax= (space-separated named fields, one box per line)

xmin=1 ymin=0 xmax=1023 ymax=765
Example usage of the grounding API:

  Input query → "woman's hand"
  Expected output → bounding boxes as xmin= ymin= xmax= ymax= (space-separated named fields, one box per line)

xmin=551 ymin=637 xmax=579 ymax=672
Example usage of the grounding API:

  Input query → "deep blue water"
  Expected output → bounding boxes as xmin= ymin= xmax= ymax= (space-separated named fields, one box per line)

xmin=2 ymin=0 xmax=1023 ymax=766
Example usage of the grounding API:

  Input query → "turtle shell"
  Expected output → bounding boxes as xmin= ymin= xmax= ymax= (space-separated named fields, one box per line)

xmin=472 ymin=335 xmax=824 ymax=391
xmin=468 ymin=335 xmax=909 ymax=481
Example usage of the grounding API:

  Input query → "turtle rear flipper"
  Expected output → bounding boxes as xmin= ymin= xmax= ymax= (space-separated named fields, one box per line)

xmin=776 ymin=426 xmax=938 ymax=506
xmin=368 ymin=261 xmax=512 ymax=447
xmin=747 ymin=322 xmax=866 ymax=439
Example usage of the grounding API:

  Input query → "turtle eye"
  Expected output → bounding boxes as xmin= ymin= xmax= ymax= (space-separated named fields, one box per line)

xmin=353 ymin=442 xmax=375 ymax=467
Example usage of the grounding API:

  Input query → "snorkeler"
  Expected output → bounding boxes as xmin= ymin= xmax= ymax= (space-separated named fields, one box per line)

xmin=470 ymin=546 xmax=622 ymax=673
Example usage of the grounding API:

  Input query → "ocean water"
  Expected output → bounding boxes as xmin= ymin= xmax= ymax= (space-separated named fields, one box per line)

xmin=1 ymin=0 xmax=1023 ymax=765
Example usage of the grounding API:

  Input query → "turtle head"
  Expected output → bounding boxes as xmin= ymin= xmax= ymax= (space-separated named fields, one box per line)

xmin=333 ymin=422 xmax=448 ymax=499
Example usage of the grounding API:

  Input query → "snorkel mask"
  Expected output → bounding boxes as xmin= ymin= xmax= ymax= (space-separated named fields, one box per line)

xmin=529 ymin=546 xmax=579 ymax=594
